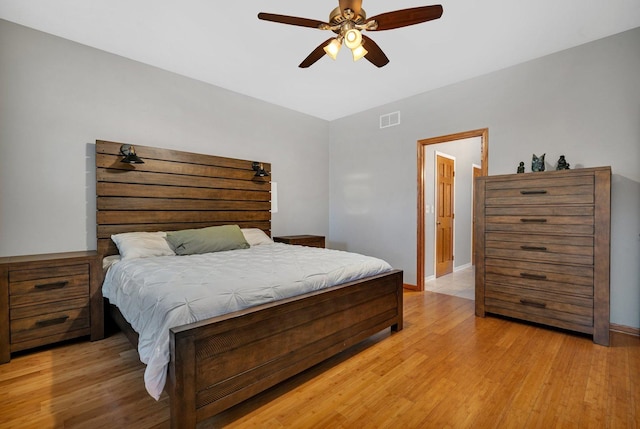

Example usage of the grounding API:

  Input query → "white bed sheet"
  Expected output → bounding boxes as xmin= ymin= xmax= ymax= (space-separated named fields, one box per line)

xmin=102 ymin=243 xmax=392 ymax=400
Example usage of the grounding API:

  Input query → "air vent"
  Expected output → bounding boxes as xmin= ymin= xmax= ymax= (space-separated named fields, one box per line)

xmin=380 ymin=111 xmax=400 ymax=129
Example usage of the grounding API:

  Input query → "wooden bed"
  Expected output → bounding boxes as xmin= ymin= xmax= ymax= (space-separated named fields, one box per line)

xmin=96 ymin=140 xmax=403 ymax=428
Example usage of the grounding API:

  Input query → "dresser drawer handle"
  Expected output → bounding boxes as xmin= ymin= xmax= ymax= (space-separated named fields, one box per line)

xmin=520 ymin=299 xmax=547 ymax=309
xmin=35 ymin=315 xmax=69 ymax=327
xmin=520 ymin=218 xmax=547 ymax=223
xmin=34 ymin=281 xmax=69 ymax=290
xmin=520 ymin=190 xmax=548 ymax=195
xmin=520 ymin=245 xmax=547 ymax=251
xmin=520 ymin=272 xmax=547 ymax=280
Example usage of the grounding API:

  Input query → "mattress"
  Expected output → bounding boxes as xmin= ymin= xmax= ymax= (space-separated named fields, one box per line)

xmin=102 ymin=242 xmax=392 ymax=399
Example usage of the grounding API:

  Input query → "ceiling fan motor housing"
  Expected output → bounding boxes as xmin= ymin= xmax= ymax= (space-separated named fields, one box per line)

xmin=329 ymin=6 xmax=366 ymax=26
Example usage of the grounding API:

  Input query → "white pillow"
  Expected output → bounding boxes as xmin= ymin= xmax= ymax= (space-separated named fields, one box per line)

xmin=111 ymin=231 xmax=176 ymax=260
xmin=241 ymin=228 xmax=274 ymax=246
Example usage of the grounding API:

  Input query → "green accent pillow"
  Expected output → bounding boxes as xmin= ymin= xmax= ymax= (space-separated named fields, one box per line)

xmin=166 ymin=225 xmax=249 ymax=256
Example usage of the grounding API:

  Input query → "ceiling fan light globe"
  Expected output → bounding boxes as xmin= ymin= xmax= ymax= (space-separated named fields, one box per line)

xmin=344 ymin=29 xmax=362 ymax=50
xmin=323 ymin=39 xmax=342 ymax=60
xmin=351 ymin=45 xmax=368 ymax=61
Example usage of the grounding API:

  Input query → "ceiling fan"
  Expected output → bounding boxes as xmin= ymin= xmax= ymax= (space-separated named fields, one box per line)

xmin=258 ymin=0 xmax=443 ymax=68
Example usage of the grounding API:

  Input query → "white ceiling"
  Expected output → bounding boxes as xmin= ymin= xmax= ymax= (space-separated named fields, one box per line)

xmin=1 ymin=0 xmax=639 ymax=121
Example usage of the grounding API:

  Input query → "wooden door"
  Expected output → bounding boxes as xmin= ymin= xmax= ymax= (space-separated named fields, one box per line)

xmin=436 ymin=155 xmax=454 ymax=277
xmin=472 ymin=165 xmax=482 ymax=265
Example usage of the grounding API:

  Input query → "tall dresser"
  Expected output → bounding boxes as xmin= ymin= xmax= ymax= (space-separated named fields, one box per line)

xmin=474 ymin=166 xmax=611 ymax=346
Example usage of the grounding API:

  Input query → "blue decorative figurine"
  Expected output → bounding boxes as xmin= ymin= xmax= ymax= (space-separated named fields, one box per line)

xmin=532 ymin=153 xmax=545 ymax=172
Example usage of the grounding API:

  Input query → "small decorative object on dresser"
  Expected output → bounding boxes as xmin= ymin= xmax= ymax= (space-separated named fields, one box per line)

xmin=556 ymin=155 xmax=570 ymax=170
xmin=0 ymin=251 xmax=104 ymax=363
xmin=474 ymin=166 xmax=611 ymax=346
xmin=273 ymin=235 xmax=326 ymax=248
xmin=531 ymin=153 xmax=546 ymax=171
xmin=517 ymin=162 xmax=525 ymax=173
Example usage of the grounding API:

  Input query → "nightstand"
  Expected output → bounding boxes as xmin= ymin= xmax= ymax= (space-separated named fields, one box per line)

xmin=0 ymin=251 xmax=104 ymax=363
xmin=273 ymin=235 xmax=326 ymax=248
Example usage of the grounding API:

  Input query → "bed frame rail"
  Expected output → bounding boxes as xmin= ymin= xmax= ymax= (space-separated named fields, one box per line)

xmin=168 ymin=269 xmax=403 ymax=428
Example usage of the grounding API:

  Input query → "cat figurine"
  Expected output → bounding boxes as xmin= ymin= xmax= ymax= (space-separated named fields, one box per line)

xmin=531 ymin=153 xmax=545 ymax=172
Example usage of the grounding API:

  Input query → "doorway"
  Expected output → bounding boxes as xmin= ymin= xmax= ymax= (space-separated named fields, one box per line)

xmin=415 ymin=128 xmax=488 ymax=291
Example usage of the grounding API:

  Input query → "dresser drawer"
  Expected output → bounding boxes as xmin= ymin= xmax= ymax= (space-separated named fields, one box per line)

xmin=485 ymin=175 xmax=594 ymax=206
xmin=485 ymin=233 xmax=593 ymax=265
xmin=10 ymin=305 xmax=91 ymax=348
xmin=485 ymin=205 xmax=594 ymax=235
xmin=485 ymin=283 xmax=593 ymax=333
xmin=9 ymin=264 xmax=89 ymax=308
xmin=485 ymin=258 xmax=593 ymax=297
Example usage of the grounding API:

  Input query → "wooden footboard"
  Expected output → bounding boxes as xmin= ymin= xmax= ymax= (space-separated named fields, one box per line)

xmin=167 ymin=269 xmax=403 ymax=428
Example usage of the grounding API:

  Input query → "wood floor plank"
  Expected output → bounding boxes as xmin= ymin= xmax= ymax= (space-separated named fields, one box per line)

xmin=0 ymin=291 xmax=638 ymax=428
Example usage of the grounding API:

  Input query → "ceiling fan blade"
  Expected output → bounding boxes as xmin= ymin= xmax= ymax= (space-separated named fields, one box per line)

xmin=339 ymin=0 xmax=363 ymax=18
xmin=367 ymin=5 xmax=443 ymax=31
xmin=299 ymin=38 xmax=334 ymax=68
xmin=258 ymin=12 xmax=328 ymax=29
xmin=362 ymin=35 xmax=389 ymax=68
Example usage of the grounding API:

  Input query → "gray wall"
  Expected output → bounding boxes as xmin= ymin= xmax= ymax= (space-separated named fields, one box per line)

xmin=0 ymin=19 xmax=330 ymax=256
xmin=329 ymin=27 xmax=640 ymax=329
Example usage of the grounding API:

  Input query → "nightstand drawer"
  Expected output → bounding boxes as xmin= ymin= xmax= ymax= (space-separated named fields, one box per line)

xmin=9 ymin=264 xmax=88 ymax=282
xmin=9 ymin=268 xmax=90 ymax=308
xmin=10 ymin=305 xmax=91 ymax=347
xmin=10 ymin=296 xmax=89 ymax=320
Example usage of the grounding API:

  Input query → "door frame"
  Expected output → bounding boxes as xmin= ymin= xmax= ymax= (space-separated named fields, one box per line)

xmin=414 ymin=128 xmax=489 ymax=291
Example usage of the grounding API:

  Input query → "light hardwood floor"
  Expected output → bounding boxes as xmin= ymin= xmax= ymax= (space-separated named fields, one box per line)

xmin=1 ymin=291 xmax=638 ymax=428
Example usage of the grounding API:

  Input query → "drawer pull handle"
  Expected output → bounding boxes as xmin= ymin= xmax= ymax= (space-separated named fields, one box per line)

xmin=520 ymin=272 xmax=547 ymax=280
xmin=35 ymin=315 xmax=69 ymax=327
xmin=520 ymin=190 xmax=548 ymax=195
xmin=35 ymin=281 xmax=68 ymax=290
xmin=520 ymin=218 xmax=547 ymax=223
xmin=520 ymin=245 xmax=548 ymax=251
xmin=520 ymin=299 xmax=547 ymax=309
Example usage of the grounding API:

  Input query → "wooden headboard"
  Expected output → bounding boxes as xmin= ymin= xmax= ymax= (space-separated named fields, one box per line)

xmin=96 ymin=140 xmax=271 ymax=257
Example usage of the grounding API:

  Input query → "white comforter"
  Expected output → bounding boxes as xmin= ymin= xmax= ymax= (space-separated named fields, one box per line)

xmin=102 ymin=243 xmax=392 ymax=400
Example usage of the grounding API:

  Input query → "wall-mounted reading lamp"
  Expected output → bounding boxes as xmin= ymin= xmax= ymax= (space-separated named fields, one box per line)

xmin=120 ymin=144 xmax=145 ymax=164
xmin=252 ymin=162 xmax=269 ymax=177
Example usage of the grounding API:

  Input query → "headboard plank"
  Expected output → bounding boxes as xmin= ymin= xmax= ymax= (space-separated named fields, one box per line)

xmin=97 ymin=197 xmax=270 ymax=212
xmin=97 ymin=183 xmax=268 ymax=201
xmin=96 ymin=154 xmax=260 ymax=181
xmin=96 ymin=169 xmax=267 ymax=191
xmin=96 ymin=140 xmax=272 ymax=257
xmin=97 ymin=140 xmax=270 ymax=170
